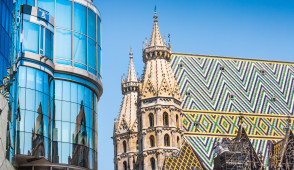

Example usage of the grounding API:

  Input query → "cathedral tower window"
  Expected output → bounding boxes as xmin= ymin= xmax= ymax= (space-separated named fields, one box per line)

xmin=123 ymin=141 xmax=127 ymax=153
xmin=176 ymin=114 xmax=179 ymax=128
xmin=151 ymin=158 xmax=156 ymax=170
xmin=150 ymin=135 xmax=155 ymax=147
xmin=149 ymin=113 xmax=154 ymax=127
xmin=163 ymin=112 xmax=169 ymax=126
xmin=177 ymin=136 xmax=180 ymax=148
xmin=136 ymin=140 xmax=139 ymax=152
xmin=123 ymin=161 xmax=127 ymax=170
xmin=164 ymin=134 xmax=170 ymax=146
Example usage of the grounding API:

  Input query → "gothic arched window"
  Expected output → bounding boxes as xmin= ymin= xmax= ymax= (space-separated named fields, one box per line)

xmin=123 ymin=161 xmax=127 ymax=170
xmin=150 ymin=135 xmax=155 ymax=147
xmin=123 ymin=141 xmax=127 ymax=153
xmin=177 ymin=136 xmax=180 ymax=147
xmin=176 ymin=114 xmax=179 ymax=128
xmin=163 ymin=112 xmax=169 ymax=126
xmin=151 ymin=157 xmax=156 ymax=170
xmin=149 ymin=113 xmax=154 ymax=127
xmin=164 ymin=134 xmax=170 ymax=146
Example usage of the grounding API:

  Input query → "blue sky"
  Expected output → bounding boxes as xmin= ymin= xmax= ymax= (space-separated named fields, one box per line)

xmin=94 ymin=0 xmax=294 ymax=169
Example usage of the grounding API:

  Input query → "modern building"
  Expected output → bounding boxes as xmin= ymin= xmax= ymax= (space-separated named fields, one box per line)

xmin=0 ymin=0 xmax=13 ymax=84
xmin=0 ymin=0 xmax=102 ymax=169
xmin=113 ymin=10 xmax=294 ymax=170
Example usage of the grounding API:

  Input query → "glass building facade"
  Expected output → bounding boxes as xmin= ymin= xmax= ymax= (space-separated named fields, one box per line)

xmin=4 ymin=0 xmax=102 ymax=169
xmin=0 ymin=0 xmax=13 ymax=84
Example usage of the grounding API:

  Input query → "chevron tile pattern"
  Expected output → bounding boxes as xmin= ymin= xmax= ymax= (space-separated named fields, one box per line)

xmin=170 ymin=54 xmax=294 ymax=169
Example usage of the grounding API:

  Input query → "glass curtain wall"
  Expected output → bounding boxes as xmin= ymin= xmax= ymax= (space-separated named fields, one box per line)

xmin=14 ymin=66 xmax=53 ymax=159
xmin=55 ymin=0 xmax=102 ymax=77
xmin=0 ymin=0 xmax=13 ymax=84
xmin=53 ymin=79 xmax=98 ymax=169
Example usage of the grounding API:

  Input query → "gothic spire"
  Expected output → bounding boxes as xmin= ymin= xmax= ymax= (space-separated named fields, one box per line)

xmin=150 ymin=9 xmax=164 ymax=47
xmin=127 ymin=48 xmax=137 ymax=82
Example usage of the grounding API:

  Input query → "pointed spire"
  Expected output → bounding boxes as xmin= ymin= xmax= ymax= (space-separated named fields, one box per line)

xmin=150 ymin=8 xmax=164 ymax=47
xmin=126 ymin=48 xmax=137 ymax=82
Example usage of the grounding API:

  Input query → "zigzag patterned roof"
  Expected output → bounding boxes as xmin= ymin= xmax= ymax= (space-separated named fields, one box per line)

xmin=170 ymin=53 xmax=294 ymax=169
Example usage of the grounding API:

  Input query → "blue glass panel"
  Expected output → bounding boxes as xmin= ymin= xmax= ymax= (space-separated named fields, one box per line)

xmin=43 ymin=115 xmax=49 ymax=137
xmin=74 ymin=3 xmax=86 ymax=34
xmin=73 ymin=32 xmax=86 ymax=65
xmin=26 ymin=67 xmax=36 ymax=89
xmin=23 ymin=21 xmax=39 ymax=54
xmin=77 ymin=84 xmax=84 ymax=104
xmin=55 ymin=29 xmax=72 ymax=60
xmin=19 ymin=110 xmax=25 ymax=131
xmin=38 ymin=0 xmax=55 ymax=17
xmin=56 ymin=0 xmax=72 ymax=29
xmin=19 ymin=88 xmax=26 ymax=110
xmin=26 ymin=89 xmax=35 ymax=111
xmin=40 ymin=26 xmax=44 ymax=55
xmin=45 ymin=28 xmax=53 ymax=60
xmin=70 ymin=82 xmax=78 ymax=104
xmin=62 ymin=81 xmax=70 ymax=101
xmin=88 ymin=38 xmax=96 ymax=70
xmin=98 ymin=46 xmax=101 ymax=78
xmin=61 ymin=142 xmax=69 ymax=163
xmin=88 ymin=9 xmax=96 ymax=40
xmin=25 ymin=110 xmax=35 ymax=132
xmin=36 ymin=70 xmax=43 ymax=92
xmin=97 ymin=17 xmax=101 ymax=45
xmin=35 ymin=91 xmax=43 ymax=112
xmin=54 ymin=121 xmax=62 ymax=141
xmin=18 ymin=132 xmax=25 ymax=154
xmin=61 ymin=101 xmax=70 ymax=122
xmin=55 ymin=58 xmax=72 ymax=65
xmin=19 ymin=66 xmax=27 ymax=87
xmin=55 ymin=100 xmax=62 ymax=120
xmin=84 ymin=87 xmax=90 ymax=108
xmin=1 ymin=3 xmax=6 ymax=29
xmin=24 ymin=132 xmax=32 ymax=155
xmin=62 ymin=122 xmax=70 ymax=143
xmin=43 ymin=95 xmax=49 ymax=116
xmin=54 ymin=80 xmax=62 ymax=100
xmin=70 ymin=103 xmax=77 ymax=123
xmin=74 ymin=62 xmax=87 ymax=70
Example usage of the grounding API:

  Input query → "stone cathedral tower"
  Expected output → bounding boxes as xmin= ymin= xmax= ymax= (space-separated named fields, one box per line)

xmin=137 ymin=11 xmax=183 ymax=170
xmin=113 ymin=49 xmax=140 ymax=170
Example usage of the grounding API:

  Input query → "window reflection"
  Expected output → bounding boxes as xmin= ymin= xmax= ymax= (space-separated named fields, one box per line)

xmin=74 ymin=3 xmax=86 ymax=34
xmin=38 ymin=0 xmax=55 ymax=17
xmin=88 ymin=9 xmax=96 ymax=40
xmin=73 ymin=33 xmax=87 ymax=68
xmin=23 ymin=21 xmax=39 ymax=53
xmin=56 ymin=0 xmax=72 ymax=29
xmin=55 ymin=29 xmax=72 ymax=61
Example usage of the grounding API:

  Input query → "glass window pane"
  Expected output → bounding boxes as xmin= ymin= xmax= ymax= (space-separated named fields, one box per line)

xmin=62 ymin=122 xmax=70 ymax=142
xmin=88 ymin=38 xmax=95 ymax=70
xmin=56 ymin=0 xmax=72 ymax=29
xmin=55 ymin=29 xmax=72 ymax=60
xmin=26 ymin=67 xmax=36 ymax=89
xmin=62 ymin=101 xmax=70 ymax=122
xmin=26 ymin=89 xmax=35 ymax=111
xmin=70 ymin=82 xmax=78 ymax=103
xmin=19 ymin=66 xmax=27 ymax=87
xmin=88 ymin=9 xmax=95 ymax=40
xmin=98 ymin=46 xmax=101 ymax=78
xmin=55 ymin=100 xmax=62 ymax=120
xmin=55 ymin=80 xmax=62 ymax=100
xmin=73 ymin=33 xmax=86 ymax=65
xmin=40 ymin=27 xmax=44 ymax=55
xmin=55 ymin=58 xmax=72 ymax=65
xmin=23 ymin=21 xmax=39 ymax=54
xmin=45 ymin=29 xmax=53 ymax=60
xmin=19 ymin=88 xmax=26 ymax=110
xmin=36 ymin=70 xmax=43 ymax=92
xmin=62 ymin=81 xmax=70 ymax=101
xmin=97 ymin=17 xmax=100 ymax=45
xmin=74 ymin=3 xmax=86 ymax=34
xmin=38 ymin=0 xmax=55 ymax=17
xmin=25 ymin=110 xmax=35 ymax=132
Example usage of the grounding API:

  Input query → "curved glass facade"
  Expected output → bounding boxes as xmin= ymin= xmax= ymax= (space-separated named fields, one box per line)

xmin=6 ymin=0 xmax=102 ymax=169
xmin=53 ymin=79 xmax=98 ymax=168
xmin=0 ymin=0 xmax=13 ymax=84
xmin=16 ymin=66 xmax=53 ymax=159
xmin=55 ymin=0 xmax=102 ymax=77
